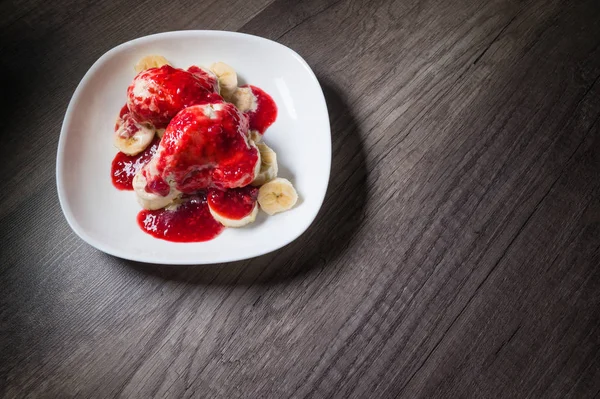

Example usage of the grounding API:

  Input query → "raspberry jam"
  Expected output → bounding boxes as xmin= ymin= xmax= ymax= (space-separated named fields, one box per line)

xmin=119 ymin=104 xmax=129 ymax=118
xmin=116 ymin=113 xmax=144 ymax=139
xmin=208 ymin=186 xmax=258 ymax=219
xmin=187 ymin=65 xmax=219 ymax=91
xmin=127 ymin=65 xmax=219 ymax=128
xmin=111 ymin=136 xmax=160 ymax=190
xmin=245 ymin=85 xmax=278 ymax=135
xmin=152 ymin=103 xmax=259 ymax=194
xmin=137 ymin=195 xmax=224 ymax=242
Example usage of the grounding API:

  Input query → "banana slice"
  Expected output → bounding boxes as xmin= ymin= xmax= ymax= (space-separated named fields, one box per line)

xmin=114 ymin=115 xmax=155 ymax=156
xmin=249 ymin=130 xmax=262 ymax=143
xmin=252 ymin=142 xmax=278 ymax=186
xmin=258 ymin=178 xmax=298 ymax=215
xmin=156 ymin=128 xmax=166 ymax=138
xmin=210 ymin=62 xmax=238 ymax=101
xmin=134 ymin=55 xmax=171 ymax=73
xmin=243 ymin=138 xmax=262 ymax=182
xmin=231 ymin=87 xmax=257 ymax=112
xmin=252 ymin=140 xmax=262 ymax=180
xmin=209 ymin=202 xmax=258 ymax=228
xmin=207 ymin=187 xmax=259 ymax=227
xmin=133 ymin=172 xmax=181 ymax=210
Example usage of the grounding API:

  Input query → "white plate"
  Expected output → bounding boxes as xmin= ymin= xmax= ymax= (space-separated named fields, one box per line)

xmin=56 ymin=31 xmax=331 ymax=265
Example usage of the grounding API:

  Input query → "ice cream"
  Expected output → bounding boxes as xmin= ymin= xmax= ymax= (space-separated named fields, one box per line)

xmin=134 ymin=102 xmax=261 ymax=209
xmin=126 ymin=65 xmax=220 ymax=128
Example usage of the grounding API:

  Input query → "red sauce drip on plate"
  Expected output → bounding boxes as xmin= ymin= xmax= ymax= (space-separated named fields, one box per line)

xmin=111 ymin=136 xmax=160 ymax=190
xmin=208 ymin=186 xmax=258 ymax=219
xmin=244 ymin=85 xmax=277 ymax=135
xmin=137 ymin=195 xmax=224 ymax=242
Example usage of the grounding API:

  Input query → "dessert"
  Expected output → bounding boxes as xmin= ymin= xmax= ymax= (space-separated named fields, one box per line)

xmin=141 ymin=102 xmax=260 ymax=195
xmin=110 ymin=56 xmax=298 ymax=242
xmin=126 ymin=65 xmax=219 ymax=128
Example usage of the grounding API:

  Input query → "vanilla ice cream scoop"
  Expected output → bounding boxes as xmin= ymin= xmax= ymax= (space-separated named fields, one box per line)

xmin=138 ymin=102 xmax=261 ymax=203
xmin=127 ymin=65 xmax=220 ymax=129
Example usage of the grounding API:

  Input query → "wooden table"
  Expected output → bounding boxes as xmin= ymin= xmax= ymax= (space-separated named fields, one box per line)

xmin=1 ymin=0 xmax=599 ymax=397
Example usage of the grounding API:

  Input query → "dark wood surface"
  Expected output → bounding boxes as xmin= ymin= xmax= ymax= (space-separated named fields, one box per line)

xmin=1 ymin=0 xmax=599 ymax=397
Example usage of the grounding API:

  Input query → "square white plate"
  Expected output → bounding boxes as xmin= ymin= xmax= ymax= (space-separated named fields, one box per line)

xmin=56 ymin=31 xmax=331 ymax=265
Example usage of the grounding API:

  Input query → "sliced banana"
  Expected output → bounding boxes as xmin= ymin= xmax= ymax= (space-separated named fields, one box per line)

xmin=249 ymin=130 xmax=262 ymax=143
xmin=258 ymin=178 xmax=298 ymax=215
xmin=241 ymin=138 xmax=262 ymax=183
xmin=252 ymin=140 xmax=262 ymax=180
xmin=156 ymin=128 xmax=166 ymax=138
xmin=252 ymin=142 xmax=278 ymax=186
xmin=231 ymin=87 xmax=257 ymax=112
xmin=114 ymin=115 xmax=155 ymax=156
xmin=133 ymin=172 xmax=181 ymax=210
xmin=134 ymin=55 xmax=171 ymax=73
xmin=210 ymin=62 xmax=238 ymax=101
xmin=208 ymin=201 xmax=258 ymax=228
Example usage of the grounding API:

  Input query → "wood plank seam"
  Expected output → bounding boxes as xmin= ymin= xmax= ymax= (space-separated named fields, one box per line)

xmin=472 ymin=15 xmax=518 ymax=65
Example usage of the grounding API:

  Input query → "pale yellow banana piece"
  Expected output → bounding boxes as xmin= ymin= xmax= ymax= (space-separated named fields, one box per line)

xmin=258 ymin=178 xmax=298 ymax=215
xmin=249 ymin=130 xmax=262 ymax=143
xmin=134 ymin=55 xmax=171 ymax=73
xmin=231 ymin=87 xmax=257 ymax=112
xmin=210 ymin=62 xmax=238 ymax=101
xmin=113 ymin=118 xmax=155 ymax=156
xmin=246 ymin=139 xmax=262 ymax=181
xmin=208 ymin=202 xmax=258 ymax=228
xmin=133 ymin=172 xmax=181 ymax=210
xmin=252 ymin=142 xmax=278 ymax=186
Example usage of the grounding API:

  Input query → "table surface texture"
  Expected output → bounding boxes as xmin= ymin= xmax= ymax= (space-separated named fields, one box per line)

xmin=1 ymin=0 xmax=599 ymax=397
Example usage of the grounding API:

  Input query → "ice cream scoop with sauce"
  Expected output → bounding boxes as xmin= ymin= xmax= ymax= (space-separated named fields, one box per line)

xmin=126 ymin=65 xmax=220 ymax=129
xmin=134 ymin=102 xmax=260 ymax=210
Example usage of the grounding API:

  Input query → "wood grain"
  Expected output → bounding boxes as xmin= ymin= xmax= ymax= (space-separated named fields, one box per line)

xmin=1 ymin=0 xmax=599 ymax=397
